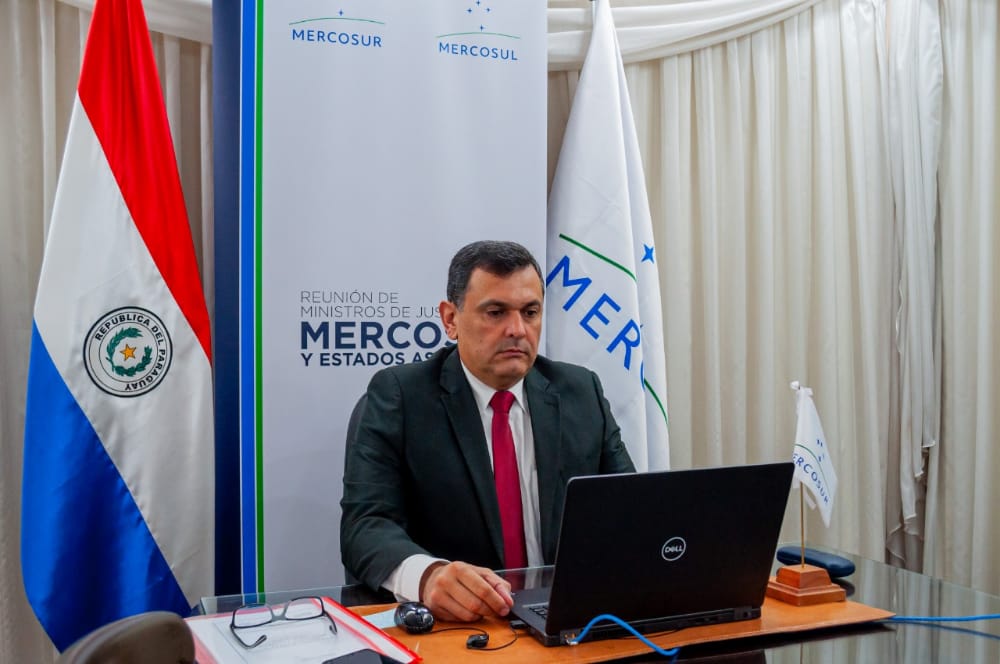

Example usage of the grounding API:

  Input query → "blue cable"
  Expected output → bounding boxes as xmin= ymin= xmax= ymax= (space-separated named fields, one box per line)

xmin=884 ymin=619 xmax=1000 ymax=642
xmin=885 ymin=613 xmax=1000 ymax=623
xmin=566 ymin=613 xmax=1000 ymax=655
xmin=567 ymin=613 xmax=680 ymax=657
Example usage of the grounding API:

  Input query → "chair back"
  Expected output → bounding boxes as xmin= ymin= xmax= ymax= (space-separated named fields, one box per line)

xmin=56 ymin=611 xmax=195 ymax=664
xmin=343 ymin=392 xmax=369 ymax=584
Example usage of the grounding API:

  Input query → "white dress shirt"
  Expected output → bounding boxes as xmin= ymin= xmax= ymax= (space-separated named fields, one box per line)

xmin=381 ymin=363 xmax=542 ymax=601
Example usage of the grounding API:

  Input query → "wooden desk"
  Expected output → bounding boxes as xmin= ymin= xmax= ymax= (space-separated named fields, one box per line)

xmin=198 ymin=550 xmax=1000 ymax=662
xmin=354 ymin=597 xmax=892 ymax=663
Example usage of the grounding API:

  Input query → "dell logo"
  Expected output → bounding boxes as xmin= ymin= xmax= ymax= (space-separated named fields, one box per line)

xmin=661 ymin=536 xmax=687 ymax=561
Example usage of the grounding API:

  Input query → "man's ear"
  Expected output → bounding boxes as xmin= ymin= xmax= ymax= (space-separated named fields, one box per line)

xmin=439 ymin=300 xmax=459 ymax=340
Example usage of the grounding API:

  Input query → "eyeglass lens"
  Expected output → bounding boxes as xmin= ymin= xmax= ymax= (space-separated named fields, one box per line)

xmin=231 ymin=596 xmax=336 ymax=649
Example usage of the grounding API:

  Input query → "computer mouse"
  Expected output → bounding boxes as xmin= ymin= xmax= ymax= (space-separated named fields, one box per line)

xmin=393 ymin=601 xmax=434 ymax=634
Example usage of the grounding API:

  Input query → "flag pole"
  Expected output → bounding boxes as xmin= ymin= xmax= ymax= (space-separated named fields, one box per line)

xmin=768 ymin=461 xmax=845 ymax=606
xmin=767 ymin=381 xmax=845 ymax=605
xmin=800 ymin=485 xmax=806 ymax=566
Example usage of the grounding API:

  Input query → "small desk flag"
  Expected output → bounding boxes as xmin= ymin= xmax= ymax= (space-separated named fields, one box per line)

xmin=545 ymin=0 xmax=669 ymax=471
xmin=21 ymin=0 xmax=214 ymax=650
xmin=789 ymin=382 xmax=837 ymax=527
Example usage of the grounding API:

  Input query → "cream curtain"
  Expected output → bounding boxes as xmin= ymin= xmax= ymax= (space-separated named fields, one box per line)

xmin=554 ymin=0 xmax=895 ymax=561
xmin=2 ymin=1 xmax=997 ymax=663
xmin=547 ymin=0 xmax=823 ymax=68
xmin=929 ymin=0 xmax=999 ymax=593
xmin=885 ymin=0 xmax=942 ymax=573
xmin=550 ymin=0 xmax=999 ymax=599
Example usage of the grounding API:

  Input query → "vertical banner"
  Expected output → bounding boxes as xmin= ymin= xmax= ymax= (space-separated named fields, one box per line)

xmin=240 ymin=1 xmax=546 ymax=591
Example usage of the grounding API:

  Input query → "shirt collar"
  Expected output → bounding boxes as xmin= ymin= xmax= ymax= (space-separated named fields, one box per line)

xmin=459 ymin=361 xmax=525 ymax=412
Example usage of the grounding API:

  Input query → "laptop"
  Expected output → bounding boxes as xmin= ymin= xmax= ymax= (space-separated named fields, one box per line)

xmin=510 ymin=462 xmax=794 ymax=646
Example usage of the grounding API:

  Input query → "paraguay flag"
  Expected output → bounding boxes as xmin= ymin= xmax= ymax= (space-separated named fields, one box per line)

xmin=21 ymin=0 xmax=214 ymax=650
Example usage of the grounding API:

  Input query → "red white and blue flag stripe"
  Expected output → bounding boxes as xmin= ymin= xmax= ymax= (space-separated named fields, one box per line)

xmin=22 ymin=0 xmax=214 ymax=650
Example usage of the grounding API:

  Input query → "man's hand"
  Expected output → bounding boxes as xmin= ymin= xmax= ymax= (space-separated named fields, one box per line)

xmin=419 ymin=561 xmax=514 ymax=622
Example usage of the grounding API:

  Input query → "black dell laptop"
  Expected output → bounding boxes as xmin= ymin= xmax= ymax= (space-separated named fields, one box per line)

xmin=510 ymin=462 xmax=794 ymax=646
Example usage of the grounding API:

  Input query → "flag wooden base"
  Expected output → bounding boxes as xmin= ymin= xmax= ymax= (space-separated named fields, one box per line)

xmin=766 ymin=564 xmax=846 ymax=606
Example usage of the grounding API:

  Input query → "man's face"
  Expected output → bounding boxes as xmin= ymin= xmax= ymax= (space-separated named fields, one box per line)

xmin=439 ymin=266 xmax=543 ymax=390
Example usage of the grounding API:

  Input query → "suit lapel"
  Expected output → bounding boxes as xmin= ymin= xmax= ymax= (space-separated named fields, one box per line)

xmin=439 ymin=350 xmax=505 ymax=563
xmin=525 ymin=369 xmax=562 ymax=562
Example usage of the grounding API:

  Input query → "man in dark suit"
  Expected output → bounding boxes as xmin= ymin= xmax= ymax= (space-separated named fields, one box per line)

xmin=341 ymin=240 xmax=634 ymax=622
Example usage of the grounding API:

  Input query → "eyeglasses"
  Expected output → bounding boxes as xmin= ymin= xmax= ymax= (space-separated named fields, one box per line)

xmin=230 ymin=596 xmax=338 ymax=649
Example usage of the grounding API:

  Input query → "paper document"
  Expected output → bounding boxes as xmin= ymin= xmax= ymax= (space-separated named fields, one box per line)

xmin=187 ymin=597 xmax=417 ymax=664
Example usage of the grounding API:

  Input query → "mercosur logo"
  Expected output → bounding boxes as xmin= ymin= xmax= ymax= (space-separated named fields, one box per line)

xmin=661 ymin=537 xmax=687 ymax=561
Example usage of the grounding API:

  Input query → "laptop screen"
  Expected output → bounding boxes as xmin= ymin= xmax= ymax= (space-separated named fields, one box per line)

xmin=514 ymin=462 xmax=794 ymax=643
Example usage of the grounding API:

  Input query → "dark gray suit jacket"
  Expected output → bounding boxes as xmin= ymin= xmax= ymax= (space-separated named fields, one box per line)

xmin=340 ymin=345 xmax=635 ymax=591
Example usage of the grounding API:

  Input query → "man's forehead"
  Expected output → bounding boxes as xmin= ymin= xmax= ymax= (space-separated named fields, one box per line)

xmin=469 ymin=265 xmax=542 ymax=286
xmin=467 ymin=268 xmax=543 ymax=300
xmin=473 ymin=295 xmax=543 ymax=310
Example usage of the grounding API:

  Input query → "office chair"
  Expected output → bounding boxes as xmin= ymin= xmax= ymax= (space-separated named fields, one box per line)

xmin=343 ymin=392 xmax=369 ymax=585
xmin=56 ymin=611 xmax=195 ymax=664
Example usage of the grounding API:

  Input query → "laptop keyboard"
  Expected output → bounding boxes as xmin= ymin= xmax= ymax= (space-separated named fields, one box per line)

xmin=526 ymin=603 xmax=549 ymax=619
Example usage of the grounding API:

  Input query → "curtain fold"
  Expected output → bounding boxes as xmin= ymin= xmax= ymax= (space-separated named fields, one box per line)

xmin=885 ymin=0 xmax=943 ymax=572
xmin=1 ymin=1 xmax=65 ymax=661
xmin=548 ymin=0 xmax=823 ymax=69
xmin=931 ymin=0 xmax=999 ymax=593
xmin=58 ymin=0 xmax=211 ymax=43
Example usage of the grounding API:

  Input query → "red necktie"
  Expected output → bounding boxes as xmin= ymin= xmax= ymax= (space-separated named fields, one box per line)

xmin=490 ymin=390 xmax=527 ymax=569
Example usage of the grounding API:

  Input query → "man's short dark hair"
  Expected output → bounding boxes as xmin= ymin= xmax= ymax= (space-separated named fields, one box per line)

xmin=447 ymin=240 xmax=544 ymax=308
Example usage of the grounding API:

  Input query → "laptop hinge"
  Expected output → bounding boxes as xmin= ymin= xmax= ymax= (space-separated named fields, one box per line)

xmin=558 ymin=606 xmax=760 ymax=645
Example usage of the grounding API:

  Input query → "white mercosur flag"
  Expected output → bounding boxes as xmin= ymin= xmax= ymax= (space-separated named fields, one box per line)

xmin=790 ymin=382 xmax=838 ymax=527
xmin=545 ymin=0 xmax=669 ymax=471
